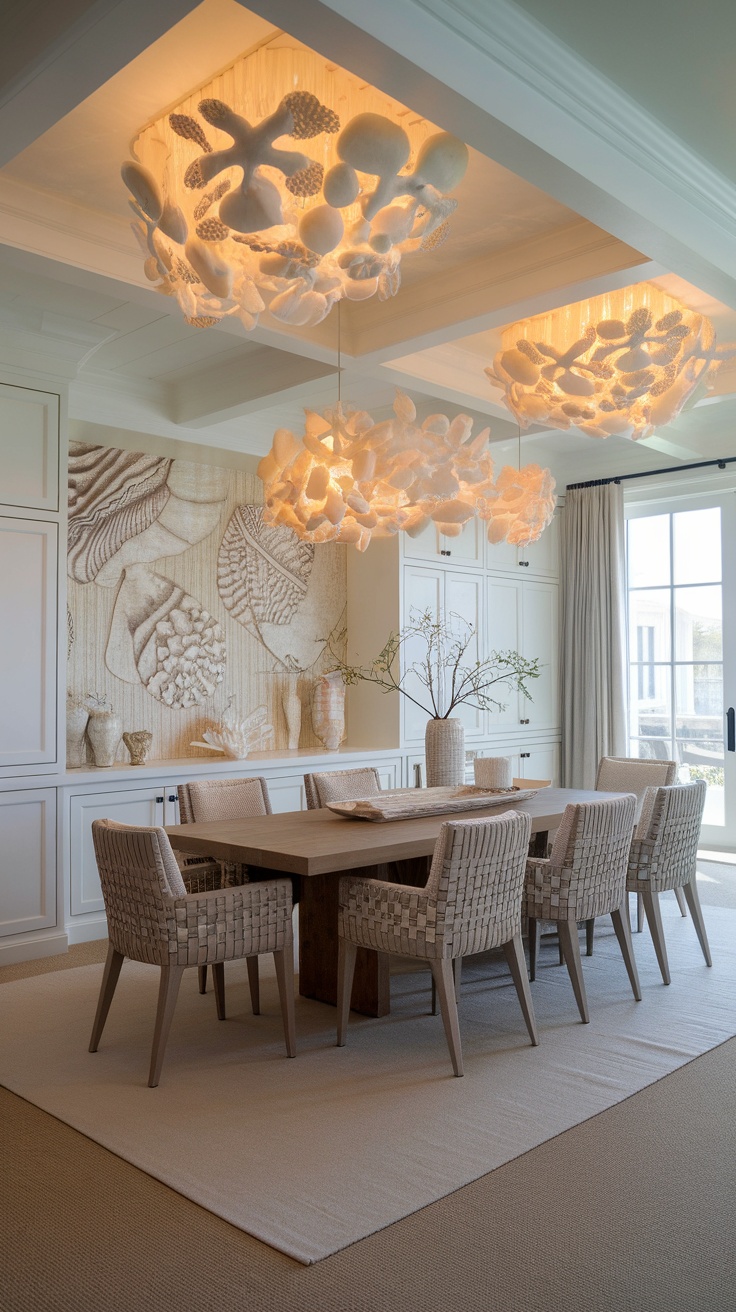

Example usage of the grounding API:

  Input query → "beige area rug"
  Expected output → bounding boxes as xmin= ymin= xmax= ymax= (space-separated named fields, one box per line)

xmin=1 ymin=901 xmax=735 ymax=1265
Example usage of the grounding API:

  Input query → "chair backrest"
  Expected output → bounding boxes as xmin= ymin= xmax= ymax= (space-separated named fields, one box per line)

xmin=91 ymin=819 xmax=187 ymax=965
xmin=177 ymin=776 xmax=272 ymax=824
xmin=303 ymin=767 xmax=381 ymax=810
xmin=548 ymin=794 xmax=638 ymax=920
xmin=425 ymin=809 xmax=532 ymax=956
xmin=632 ymin=780 xmax=706 ymax=890
xmin=596 ymin=756 xmax=677 ymax=820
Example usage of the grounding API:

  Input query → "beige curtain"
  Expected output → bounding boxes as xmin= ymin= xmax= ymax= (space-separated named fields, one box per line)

xmin=560 ymin=483 xmax=628 ymax=788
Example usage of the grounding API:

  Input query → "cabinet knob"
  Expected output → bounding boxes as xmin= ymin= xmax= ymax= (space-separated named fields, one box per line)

xmin=156 ymin=796 xmax=164 ymax=804
xmin=518 ymin=560 xmax=529 ymax=567
xmin=520 ymin=752 xmax=531 ymax=759
xmin=168 ymin=794 xmax=177 ymax=803
xmin=519 ymin=718 xmax=530 ymax=725
xmin=440 ymin=549 xmax=451 ymax=557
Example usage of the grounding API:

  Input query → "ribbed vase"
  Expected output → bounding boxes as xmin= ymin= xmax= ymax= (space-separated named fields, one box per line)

xmin=425 ymin=717 xmax=465 ymax=788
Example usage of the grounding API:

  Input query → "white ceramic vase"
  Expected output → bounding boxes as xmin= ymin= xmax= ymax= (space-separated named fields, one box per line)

xmin=425 ymin=717 xmax=465 ymax=787
xmin=311 ymin=672 xmax=345 ymax=751
xmin=66 ymin=701 xmax=89 ymax=769
xmin=280 ymin=673 xmax=302 ymax=750
xmin=87 ymin=709 xmax=122 ymax=768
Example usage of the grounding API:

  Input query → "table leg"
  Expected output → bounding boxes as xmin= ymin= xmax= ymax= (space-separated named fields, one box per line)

xmin=529 ymin=829 xmax=549 ymax=858
xmin=298 ymin=866 xmax=391 ymax=1017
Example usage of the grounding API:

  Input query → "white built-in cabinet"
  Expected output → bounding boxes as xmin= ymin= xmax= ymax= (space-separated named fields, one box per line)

xmin=0 ymin=787 xmax=57 ymax=939
xmin=0 ymin=516 xmax=58 ymax=771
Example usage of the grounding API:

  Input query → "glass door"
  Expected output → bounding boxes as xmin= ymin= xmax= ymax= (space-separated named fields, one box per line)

xmin=626 ymin=496 xmax=736 ymax=849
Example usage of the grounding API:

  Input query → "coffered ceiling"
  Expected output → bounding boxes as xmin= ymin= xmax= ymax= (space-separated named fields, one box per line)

xmin=1 ymin=0 xmax=735 ymax=489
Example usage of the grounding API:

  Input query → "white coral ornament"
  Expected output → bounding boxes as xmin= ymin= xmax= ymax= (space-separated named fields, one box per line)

xmin=124 ymin=46 xmax=469 ymax=333
xmin=192 ymin=705 xmax=275 ymax=759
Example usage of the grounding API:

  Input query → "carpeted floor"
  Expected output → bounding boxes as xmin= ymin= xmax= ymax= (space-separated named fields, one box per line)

xmin=2 ymin=867 xmax=735 ymax=1309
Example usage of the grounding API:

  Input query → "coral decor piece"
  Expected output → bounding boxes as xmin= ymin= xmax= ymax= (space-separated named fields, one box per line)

xmin=123 ymin=45 xmax=469 ymax=332
xmin=258 ymin=390 xmax=556 ymax=550
xmin=486 ymin=285 xmax=732 ymax=440
xmin=192 ymin=704 xmax=275 ymax=760
xmin=123 ymin=730 xmax=153 ymax=765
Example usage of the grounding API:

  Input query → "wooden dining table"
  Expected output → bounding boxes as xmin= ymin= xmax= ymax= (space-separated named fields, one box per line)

xmin=166 ymin=787 xmax=618 ymax=1017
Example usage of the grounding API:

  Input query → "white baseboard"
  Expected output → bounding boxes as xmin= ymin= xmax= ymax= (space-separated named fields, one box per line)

xmin=66 ymin=916 xmax=108 ymax=946
xmin=0 ymin=930 xmax=68 ymax=965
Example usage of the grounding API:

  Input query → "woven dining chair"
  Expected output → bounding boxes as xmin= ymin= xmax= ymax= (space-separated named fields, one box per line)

xmin=336 ymin=809 xmax=538 ymax=1078
xmin=174 ymin=776 xmax=274 ymax=1009
xmin=525 ymin=794 xmax=641 ymax=1023
xmin=88 ymin=819 xmax=295 ymax=1087
xmin=303 ymin=767 xmax=382 ymax=810
xmin=626 ymin=780 xmax=709 ymax=984
xmin=590 ymin=756 xmax=683 ymax=947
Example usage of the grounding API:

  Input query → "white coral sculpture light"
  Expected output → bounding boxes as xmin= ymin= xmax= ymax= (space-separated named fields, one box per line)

xmin=122 ymin=45 xmax=469 ymax=332
xmin=486 ymin=284 xmax=730 ymax=440
xmin=257 ymin=391 xmax=556 ymax=551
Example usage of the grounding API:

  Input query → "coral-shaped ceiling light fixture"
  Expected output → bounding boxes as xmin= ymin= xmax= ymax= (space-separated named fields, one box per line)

xmin=486 ymin=284 xmax=730 ymax=440
xmin=122 ymin=44 xmax=468 ymax=333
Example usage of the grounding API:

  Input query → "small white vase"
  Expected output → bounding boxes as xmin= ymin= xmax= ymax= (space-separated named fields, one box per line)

xmin=87 ymin=709 xmax=122 ymax=768
xmin=425 ymin=717 xmax=465 ymax=787
xmin=280 ymin=673 xmax=302 ymax=750
xmin=66 ymin=701 xmax=89 ymax=769
xmin=312 ymin=672 xmax=345 ymax=751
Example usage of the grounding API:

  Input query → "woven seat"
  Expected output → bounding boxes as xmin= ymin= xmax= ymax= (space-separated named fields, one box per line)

xmin=303 ymin=767 xmax=381 ymax=810
xmin=586 ymin=756 xmax=682 ymax=951
xmin=336 ymin=810 xmax=538 ymax=1077
xmin=626 ymin=780 xmax=710 ymax=984
xmin=174 ymin=776 xmax=274 ymax=1010
xmin=88 ymin=819 xmax=295 ymax=1087
xmin=525 ymin=794 xmax=641 ymax=1023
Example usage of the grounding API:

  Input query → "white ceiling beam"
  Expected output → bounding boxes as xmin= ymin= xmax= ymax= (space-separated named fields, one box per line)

xmin=173 ymin=347 xmax=338 ymax=427
xmin=0 ymin=0 xmax=200 ymax=168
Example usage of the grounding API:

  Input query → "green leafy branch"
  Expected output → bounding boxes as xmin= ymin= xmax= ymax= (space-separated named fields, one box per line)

xmin=330 ymin=609 xmax=540 ymax=719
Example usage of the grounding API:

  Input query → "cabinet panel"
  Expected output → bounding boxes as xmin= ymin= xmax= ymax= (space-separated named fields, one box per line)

xmin=521 ymin=513 xmax=559 ymax=578
xmin=522 ymin=582 xmax=559 ymax=732
xmin=402 ymin=567 xmax=443 ymax=743
xmin=0 ymin=517 xmax=57 ymax=770
xmin=403 ymin=517 xmax=482 ymax=565
xmin=517 ymin=743 xmax=560 ymax=786
xmin=0 ymin=384 xmax=59 ymax=512
xmin=447 ymin=571 xmax=484 ymax=737
xmin=70 ymin=787 xmax=165 ymax=917
xmin=485 ymin=534 xmax=520 ymax=573
xmin=0 ymin=788 xmax=56 ymax=937
xmin=486 ymin=577 xmax=522 ymax=731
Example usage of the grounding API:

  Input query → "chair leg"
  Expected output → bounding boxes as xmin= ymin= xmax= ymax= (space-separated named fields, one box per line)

xmin=641 ymin=890 xmax=670 ymax=985
xmin=430 ymin=973 xmax=437 ymax=1016
xmin=148 ymin=965 xmax=185 ymax=1088
xmin=246 ymin=955 xmax=260 ymax=1016
xmin=585 ymin=918 xmax=595 ymax=956
xmin=89 ymin=945 xmax=124 ymax=1053
xmin=611 ymin=902 xmax=642 ymax=1002
xmin=528 ymin=916 xmax=539 ymax=981
xmin=682 ymin=877 xmax=712 ymax=967
xmin=430 ymin=958 xmax=464 ymax=1077
xmin=211 ymin=962 xmax=226 ymax=1020
xmin=674 ymin=885 xmax=688 ymax=918
xmin=198 ymin=964 xmax=207 ymax=994
xmin=502 ymin=931 xmax=539 ymax=1046
xmin=273 ymin=936 xmax=296 ymax=1059
xmin=557 ymin=920 xmax=589 ymax=1023
xmin=432 ymin=958 xmax=461 ymax=1015
xmin=636 ymin=892 xmax=644 ymax=933
xmin=336 ymin=938 xmax=358 ymax=1047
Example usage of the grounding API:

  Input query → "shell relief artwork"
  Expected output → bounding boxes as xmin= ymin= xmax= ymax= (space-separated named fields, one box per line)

xmin=486 ymin=284 xmax=733 ymax=441
xmin=123 ymin=44 xmax=468 ymax=332
xmin=257 ymin=390 xmax=556 ymax=550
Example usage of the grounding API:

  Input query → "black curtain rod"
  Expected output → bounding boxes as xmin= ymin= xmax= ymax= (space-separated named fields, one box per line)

xmin=566 ymin=455 xmax=736 ymax=491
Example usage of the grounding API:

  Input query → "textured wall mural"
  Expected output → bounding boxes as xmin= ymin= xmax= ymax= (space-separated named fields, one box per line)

xmin=67 ymin=440 xmax=346 ymax=763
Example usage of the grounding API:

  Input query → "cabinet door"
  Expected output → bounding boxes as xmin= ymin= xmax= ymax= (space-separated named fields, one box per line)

xmin=0 ymin=788 xmax=56 ymax=938
xmin=522 ymin=582 xmax=559 ymax=732
xmin=0 ymin=517 xmax=58 ymax=771
xmin=485 ymin=535 xmax=520 ymax=573
xmin=517 ymin=744 xmax=560 ymax=786
xmin=268 ymin=776 xmax=308 ymax=814
xmin=403 ymin=517 xmax=482 ymax=565
xmin=402 ymin=567 xmax=443 ymax=742
xmin=69 ymin=787 xmax=165 ymax=917
xmin=521 ymin=513 xmax=559 ymax=578
xmin=486 ymin=577 xmax=522 ymax=731
xmin=446 ymin=571 xmax=484 ymax=738
xmin=0 ymin=383 xmax=59 ymax=512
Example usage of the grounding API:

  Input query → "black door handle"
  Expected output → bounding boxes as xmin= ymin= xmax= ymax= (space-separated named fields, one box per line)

xmin=727 ymin=707 xmax=735 ymax=753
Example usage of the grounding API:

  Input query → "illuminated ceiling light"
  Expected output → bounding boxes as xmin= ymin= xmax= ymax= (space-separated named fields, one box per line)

xmin=257 ymin=391 xmax=556 ymax=551
xmin=486 ymin=284 xmax=730 ymax=440
xmin=122 ymin=43 xmax=468 ymax=332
